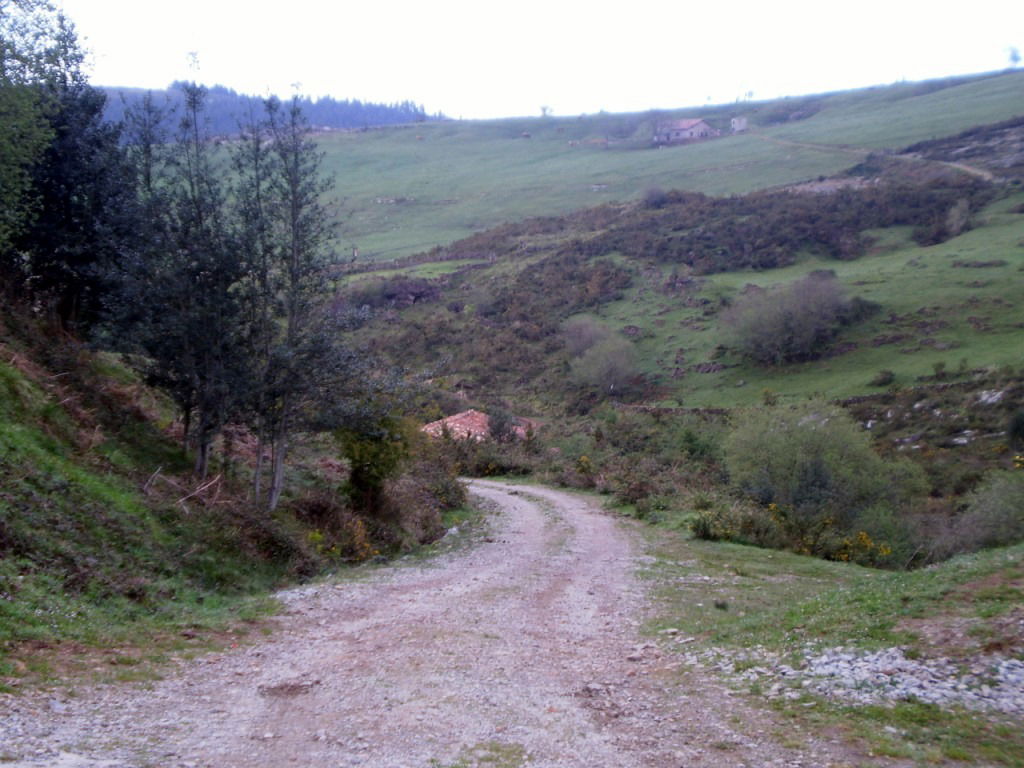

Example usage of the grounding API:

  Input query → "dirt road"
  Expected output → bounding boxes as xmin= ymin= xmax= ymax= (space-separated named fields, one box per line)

xmin=0 ymin=481 xmax=846 ymax=767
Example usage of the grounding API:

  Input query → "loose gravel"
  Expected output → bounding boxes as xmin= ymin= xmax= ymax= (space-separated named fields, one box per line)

xmin=671 ymin=642 xmax=1024 ymax=715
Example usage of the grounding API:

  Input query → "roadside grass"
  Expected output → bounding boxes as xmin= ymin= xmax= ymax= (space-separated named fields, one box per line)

xmin=642 ymin=526 xmax=1024 ymax=654
xmin=641 ymin=524 xmax=1024 ymax=765
xmin=776 ymin=697 xmax=1024 ymax=767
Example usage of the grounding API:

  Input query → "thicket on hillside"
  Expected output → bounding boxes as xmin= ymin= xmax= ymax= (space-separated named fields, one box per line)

xmin=577 ymin=180 xmax=994 ymax=273
xmin=698 ymin=401 xmax=927 ymax=566
xmin=356 ymin=253 xmax=634 ymax=401
xmin=722 ymin=272 xmax=879 ymax=365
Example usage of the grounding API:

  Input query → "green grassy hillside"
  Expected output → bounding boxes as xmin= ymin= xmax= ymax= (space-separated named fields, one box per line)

xmin=0 ymin=321 xmax=317 ymax=683
xmin=347 ymin=184 xmax=1024 ymax=410
xmin=609 ymin=192 xmax=1024 ymax=408
xmin=324 ymin=70 xmax=1024 ymax=261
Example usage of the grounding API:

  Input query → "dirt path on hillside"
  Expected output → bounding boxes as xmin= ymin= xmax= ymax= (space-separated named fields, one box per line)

xmin=0 ymin=482 xmax=855 ymax=768
xmin=750 ymin=132 xmax=997 ymax=182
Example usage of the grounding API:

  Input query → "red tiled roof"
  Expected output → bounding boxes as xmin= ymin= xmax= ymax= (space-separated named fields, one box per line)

xmin=421 ymin=409 xmax=491 ymax=441
xmin=659 ymin=118 xmax=708 ymax=131
xmin=421 ymin=409 xmax=539 ymax=442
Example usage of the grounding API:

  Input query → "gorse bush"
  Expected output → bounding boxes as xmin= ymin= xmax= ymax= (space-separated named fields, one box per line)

xmin=712 ymin=401 xmax=926 ymax=564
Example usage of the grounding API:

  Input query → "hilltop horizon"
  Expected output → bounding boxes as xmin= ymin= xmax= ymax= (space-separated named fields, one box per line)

xmin=92 ymin=65 xmax=1021 ymax=123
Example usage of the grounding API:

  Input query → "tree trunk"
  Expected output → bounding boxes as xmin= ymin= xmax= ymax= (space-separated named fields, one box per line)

xmin=267 ymin=431 xmax=287 ymax=511
xmin=194 ymin=435 xmax=209 ymax=479
xmin=182 ymin=407 xmax=191 ymax=455
xmin=253 ymin=431 xmax=264 ymax=502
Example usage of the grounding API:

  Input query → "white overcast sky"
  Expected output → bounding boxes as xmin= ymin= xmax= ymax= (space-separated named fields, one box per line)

xmin=57 ymin=0 xmax=1023 ymax=120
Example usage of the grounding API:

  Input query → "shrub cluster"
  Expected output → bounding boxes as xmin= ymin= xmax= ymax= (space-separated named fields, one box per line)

xmin=345 ymin=275 xmax=442 ymax=310
xmin=577 ymin=181 xmax=993 ymax=273
xmin=702 ymin=401 xmax=927 ymax=565
xmin=723 ymin=272 xmax=879 ymax=365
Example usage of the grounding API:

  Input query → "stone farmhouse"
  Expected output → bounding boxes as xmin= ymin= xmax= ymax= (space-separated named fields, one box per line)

xmin=652 ymin=118 xmax=720 ymax=145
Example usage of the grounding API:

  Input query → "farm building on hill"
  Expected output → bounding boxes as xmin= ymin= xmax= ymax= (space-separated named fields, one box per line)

xmin=421 ymin=409 xmax=536 ymax=442
xmin=652 ymin=118 xmax=720 ymax=145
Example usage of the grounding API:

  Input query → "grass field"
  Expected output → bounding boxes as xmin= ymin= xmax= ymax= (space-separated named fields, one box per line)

xmin=321 ymin=69 xmax=1024 ymax=261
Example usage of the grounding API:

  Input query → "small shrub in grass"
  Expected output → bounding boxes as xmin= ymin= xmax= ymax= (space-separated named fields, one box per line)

xmin=570 ymin=336 xmax=640 ymax=397
xmin=1008 ymin=411 xmax=1024 ymax=450
xmin=690 ymin=498 xmax=785 ymax=548
xmin=561 ymin=314 xmax=611 ymax=357
xmin=634 ymin=494 xmax=673 ymax=523
xmin=954 ymin=471 xmax=1024 ymax=550
xmin=642 ymin=186 xmax=670 ymax=209
xmin=870 ymin=369 xmax=896 ymax=387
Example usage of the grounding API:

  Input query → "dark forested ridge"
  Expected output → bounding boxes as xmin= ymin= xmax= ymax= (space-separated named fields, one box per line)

xmin=102 ymin=83 xmax=441 ymax=135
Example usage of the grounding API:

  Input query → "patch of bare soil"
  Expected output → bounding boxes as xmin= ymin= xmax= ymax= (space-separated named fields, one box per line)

xmin=899 ymin=572 xmax=1024 ymax=659
xmin=0 ymin=481 xmax=858 ymax=767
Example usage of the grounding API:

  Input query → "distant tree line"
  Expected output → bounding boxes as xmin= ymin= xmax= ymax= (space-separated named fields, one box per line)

xmin=102 ymin=84 xmax=441 ymax=137
xmin=0 ymin=2 xmax=400 ymax=511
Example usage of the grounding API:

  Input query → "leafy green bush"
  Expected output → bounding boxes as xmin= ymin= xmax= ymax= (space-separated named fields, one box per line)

xmin=955 ymin=471 xmax=1024 ymax=549
xmin=717 ymin=401 xmax=926 ymax=564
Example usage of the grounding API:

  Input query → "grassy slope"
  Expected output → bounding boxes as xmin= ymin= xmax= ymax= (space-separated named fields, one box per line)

xmin=350 ymin=189 xmax=1024 ymax=416
xmin=0 ymin=335 xmax=289 ymax=684
xmin=323 ymin=70 xmax=1024 ymax=261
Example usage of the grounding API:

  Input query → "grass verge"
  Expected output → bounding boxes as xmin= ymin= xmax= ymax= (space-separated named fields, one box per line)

xmin=640 ymin=523 xmax=1024 ymax=765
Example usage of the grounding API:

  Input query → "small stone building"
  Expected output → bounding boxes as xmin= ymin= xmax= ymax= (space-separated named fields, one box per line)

xmin=652 ymin=118 xmax=720 ymax=145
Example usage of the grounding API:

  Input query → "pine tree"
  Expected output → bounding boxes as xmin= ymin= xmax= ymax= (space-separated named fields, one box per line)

xmin=236 ymin=96 xmax=338 ymax=509
xmin=118 ymin=83 xmax=248 ymax=476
